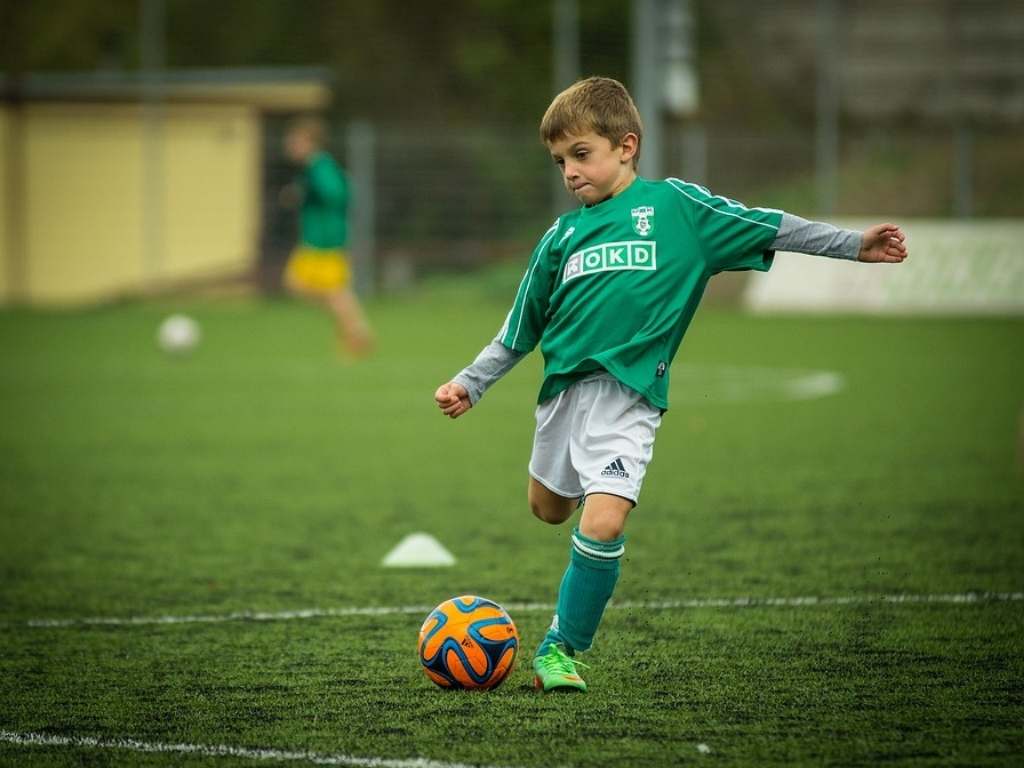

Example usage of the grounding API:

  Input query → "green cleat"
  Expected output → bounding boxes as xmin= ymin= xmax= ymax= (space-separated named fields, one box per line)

xmin=532 ymin=643 xmax=589 ymax=693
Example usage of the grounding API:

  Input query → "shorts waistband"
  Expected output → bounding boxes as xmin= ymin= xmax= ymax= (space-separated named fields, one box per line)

xmin=579 ymin=370 xmax=617 ymax=385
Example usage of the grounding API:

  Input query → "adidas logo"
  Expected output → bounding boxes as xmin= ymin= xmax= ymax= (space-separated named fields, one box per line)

xmin=600 ymin=458 xmax=630 ymax=479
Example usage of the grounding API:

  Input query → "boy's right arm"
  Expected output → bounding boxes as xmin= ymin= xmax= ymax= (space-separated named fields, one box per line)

xmin=434 ymin=337 xmax=525 ymax=419
xmin=434 ymin=218 xmax=561 ymax=420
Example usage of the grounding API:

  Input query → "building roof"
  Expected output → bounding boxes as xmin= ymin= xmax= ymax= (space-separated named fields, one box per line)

xmin=0 ymin=67 xmax=332 ymax=111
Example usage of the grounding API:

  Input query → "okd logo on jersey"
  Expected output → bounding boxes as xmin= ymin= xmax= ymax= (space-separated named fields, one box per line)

xmin=563 ymin=241 xmax=657 ymax=283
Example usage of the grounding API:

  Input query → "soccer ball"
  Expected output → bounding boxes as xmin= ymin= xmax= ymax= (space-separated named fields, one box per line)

xmin=157 ymin=314 xmax=200 ymax=353
xmin=418 ymin=596 xmax=519 ymax=690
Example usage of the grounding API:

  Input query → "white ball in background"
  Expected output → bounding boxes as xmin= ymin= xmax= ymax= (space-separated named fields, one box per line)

xmin=157 ymin=314 xmax=201 ymax=353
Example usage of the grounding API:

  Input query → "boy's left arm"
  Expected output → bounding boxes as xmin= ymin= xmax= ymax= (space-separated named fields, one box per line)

xmin=774 ymin=214 xmax=907 ymax=263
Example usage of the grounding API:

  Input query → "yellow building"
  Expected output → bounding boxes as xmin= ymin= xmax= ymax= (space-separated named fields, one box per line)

xmin=0 ymin=70 xmax=329 ymax=306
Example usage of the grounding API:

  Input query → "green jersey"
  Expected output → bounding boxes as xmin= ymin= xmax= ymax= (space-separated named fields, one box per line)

xmin=299 ymin=151 xmax=349 ymax=249
xmin=500 ymin=176 xmax=782 ymax=410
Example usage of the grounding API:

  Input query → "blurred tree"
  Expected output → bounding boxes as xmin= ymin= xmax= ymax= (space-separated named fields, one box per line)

xmin=1 ymin=0 xmax=633 ymax=124
xmin=2 ymin=0 xmax=138 ymax=74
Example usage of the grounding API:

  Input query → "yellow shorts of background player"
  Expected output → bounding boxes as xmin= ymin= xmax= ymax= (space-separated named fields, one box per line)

xmin=284 ymin=246 xmax=352 ymax=294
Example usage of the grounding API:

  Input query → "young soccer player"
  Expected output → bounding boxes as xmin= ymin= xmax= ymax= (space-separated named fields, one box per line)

xmin=282 ymin=116 xmax=373 ymax=356
xmin=434 ymin=77 xmax=907 ymax=693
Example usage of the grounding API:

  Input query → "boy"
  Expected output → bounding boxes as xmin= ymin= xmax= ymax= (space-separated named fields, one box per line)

xmin=434 ymin=77 xmax=907 ymax=693
xmin=282 ymin=116 xmax=373 ymax=356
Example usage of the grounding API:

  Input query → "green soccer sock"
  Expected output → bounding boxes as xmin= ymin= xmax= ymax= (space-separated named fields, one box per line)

xmin=536 ymin=527 xmax=624 ymax=657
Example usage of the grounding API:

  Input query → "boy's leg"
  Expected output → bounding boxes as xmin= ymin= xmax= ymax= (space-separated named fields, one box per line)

xmin=527 ymin=477 xmax=578 ymax=525
xmin=282 ymin=265 xmax=315 ymax=298
xmin=578 ymin=492 xmax=632 ymax=541
xmin=533 ymin=493 xmax=630 ymax=692
xmin=327 ymin=287 xmax=374 ymax=355
xmin=527 ymin=387 xmax=584 ymax=524
xmin=537 ymin=493 xmax=631 ymax=656
xmin=284 ymin=249 xmax=373 ymax=356
xmin=534 ymin=376 xmax=660 ymax=691
xmin=526 ymin=476 xmax=578 ymax=652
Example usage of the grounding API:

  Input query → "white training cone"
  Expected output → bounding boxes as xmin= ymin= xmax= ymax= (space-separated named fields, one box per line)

xmin=381 ymin=533 xmax=456 ymax=568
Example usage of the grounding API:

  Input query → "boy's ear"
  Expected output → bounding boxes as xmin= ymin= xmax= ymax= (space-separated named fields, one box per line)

xmin=619 ymin=132 xmax=639 ymax=163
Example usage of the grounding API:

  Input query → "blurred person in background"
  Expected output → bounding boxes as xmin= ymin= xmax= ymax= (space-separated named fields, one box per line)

xmin=281 ymin=116 xmax=374 ymax=357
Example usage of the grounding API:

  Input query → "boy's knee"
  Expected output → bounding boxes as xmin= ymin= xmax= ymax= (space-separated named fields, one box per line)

xmin=529 ymin=499 xmax=552 ymax=523
xmin=580 ymin=517 xmax=625 ymax=541
xmin=529 ymin=497 xmax=572 ymax=525
xmin=528 ymin=481 xmax=576 ymax=525
xmin=579 ymin=494 xmax=633 ymax=541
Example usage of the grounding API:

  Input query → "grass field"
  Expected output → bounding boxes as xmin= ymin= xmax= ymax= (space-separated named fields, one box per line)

xmin=1 ymin=275 xmax=1022 ymax=767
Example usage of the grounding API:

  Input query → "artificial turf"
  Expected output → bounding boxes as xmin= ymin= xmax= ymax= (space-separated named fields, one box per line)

xmin=1 ymin=278 xmax=1021 ymax=766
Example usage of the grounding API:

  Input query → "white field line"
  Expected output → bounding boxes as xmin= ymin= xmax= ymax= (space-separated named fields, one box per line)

xmin=16 ymin=591 xmax=1023 ymax=629
xmin=0 ymin=730 xmax=520 ymax=768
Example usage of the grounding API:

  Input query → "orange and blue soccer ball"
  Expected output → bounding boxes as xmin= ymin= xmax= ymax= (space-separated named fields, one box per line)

xmin=418 ymin=595 xmax=519 ymax=690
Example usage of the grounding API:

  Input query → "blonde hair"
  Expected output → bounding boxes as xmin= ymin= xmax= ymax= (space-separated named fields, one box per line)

xmin=539 ymin=77 xmax=643 ymax=167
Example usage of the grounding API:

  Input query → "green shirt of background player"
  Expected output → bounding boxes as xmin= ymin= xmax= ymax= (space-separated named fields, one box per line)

xmin=433 ymin=77 xmax=908 ymax=693
xmin=282 ymin=117 xmax=373 ymax=357
xmin=299 ymin=150 xmax=349 ymax=250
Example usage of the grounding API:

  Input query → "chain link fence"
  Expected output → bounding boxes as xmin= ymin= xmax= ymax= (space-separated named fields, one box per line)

xmin=260 ymin=118 xmax=1022 ymax=294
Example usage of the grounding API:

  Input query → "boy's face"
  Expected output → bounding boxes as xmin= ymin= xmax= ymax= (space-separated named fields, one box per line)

xmin=284 ymin=130 xmax=316 ymax=164
xmin=547 ymin=130 xmax=638 ymax=205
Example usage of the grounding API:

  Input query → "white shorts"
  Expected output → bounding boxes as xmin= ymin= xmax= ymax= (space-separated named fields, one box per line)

xmin=528 ymin=373 xmax=663 ymax=504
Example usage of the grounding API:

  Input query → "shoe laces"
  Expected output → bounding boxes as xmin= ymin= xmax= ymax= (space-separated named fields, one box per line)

xmin=538 ymin=644 xmax=589 ymax=675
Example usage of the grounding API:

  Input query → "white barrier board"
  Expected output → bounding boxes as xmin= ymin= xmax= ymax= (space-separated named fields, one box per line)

xmin=744 ymin=219 xmax=1024 ymax=314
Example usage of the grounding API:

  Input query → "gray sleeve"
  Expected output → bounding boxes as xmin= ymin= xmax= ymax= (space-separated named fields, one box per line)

xmin=452 ymin=336 xmax=525 ymax=405
xmin=773 ymin=213 xmax=862 ymax=260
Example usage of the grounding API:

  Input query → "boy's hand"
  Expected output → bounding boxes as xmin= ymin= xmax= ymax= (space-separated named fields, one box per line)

xmin=859 ymin=223 xmax=908 ymax=263
xmin=434 ymin=381 xmax=472 ymax=419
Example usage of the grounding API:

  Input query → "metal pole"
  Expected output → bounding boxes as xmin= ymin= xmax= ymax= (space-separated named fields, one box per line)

xmin=551 ymin=0 xmax=580 ymax=214
xmin=3 ymin=99 xmax=26 ymax=304
xmin=679 ymin=123 xmax=706 ymax=183
xmin=631 ymin=0 xmax=663 ymax=179
xmin=663 ymin=0 xmax=698 ymax=118
xmin=815 ymin=0 xmax=840 ymax=216
xmin=140 ymin=0 xmax=165 ymax=287
xmin=948 ymin=4 xmax=972 ymax=218
xmin=346 ymin=120 xmax=376 ymax=298
xmin=553 ymin=0 xmax=580 ymax=90
xmin=952 ymin=122 xmax=974 ymax=218
xmin=1 ymin=3 xmax=27 ymax=303
xmin=664 ymin=0 xmax=702 ymax=180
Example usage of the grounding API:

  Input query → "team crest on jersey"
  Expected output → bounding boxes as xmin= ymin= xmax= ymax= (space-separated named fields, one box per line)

xmin=631 ymin=206 xmax=655 ymax=236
